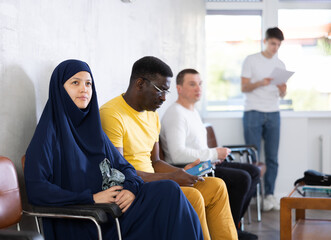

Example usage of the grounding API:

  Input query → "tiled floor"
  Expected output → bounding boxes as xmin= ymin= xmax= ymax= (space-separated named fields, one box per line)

xmin=243 ymin=206 xmax=280 ymax=240
xmin=242 ymin=204 xmax=331 ymax=240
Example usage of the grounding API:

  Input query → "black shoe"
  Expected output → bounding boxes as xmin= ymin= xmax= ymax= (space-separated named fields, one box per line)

xmin=237 ymin=230 xmax=258 ymax=240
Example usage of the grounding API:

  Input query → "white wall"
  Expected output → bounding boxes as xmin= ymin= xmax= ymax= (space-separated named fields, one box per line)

xmin=204 ymin=112 xmax=331 ymax=200
xmin=0 ymin=0 xmax=205 ymax=229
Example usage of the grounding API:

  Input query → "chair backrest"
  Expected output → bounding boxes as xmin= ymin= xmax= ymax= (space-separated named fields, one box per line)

xmin=21 ymin=155 xmax=26 ymax=171
xmin=0 ymin=156 xmax=22 ymax=228
xmin=158 ymin=140 xmax=165 ymax=160
xmin=204 ymin=123 xmax=218 ymax=148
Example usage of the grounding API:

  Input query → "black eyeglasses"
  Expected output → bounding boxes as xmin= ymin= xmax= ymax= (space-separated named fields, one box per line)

xmin=141 ymin=77 xmax=170 ymax=96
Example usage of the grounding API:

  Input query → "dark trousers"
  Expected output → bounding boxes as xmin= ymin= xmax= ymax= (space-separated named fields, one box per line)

xmin=214 ymin=161 xmax=260 ymax=227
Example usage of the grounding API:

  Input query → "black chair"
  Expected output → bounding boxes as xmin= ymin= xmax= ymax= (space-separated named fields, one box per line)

xmin=222 ymin=145 xmax=265 ymax=223
xmin=205 ymin=123 xmax=266 ymax=223
xmin=0 ymin=155 xmax=122 ymax=240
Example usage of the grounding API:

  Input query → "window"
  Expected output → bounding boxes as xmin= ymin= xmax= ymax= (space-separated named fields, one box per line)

xmin=278 ymin=9 xmax=331 ymax=111
xmin=204 ymin=1 xmax=331 ymax=114
xmin=205 ymin=11 xmax=262 ymax=111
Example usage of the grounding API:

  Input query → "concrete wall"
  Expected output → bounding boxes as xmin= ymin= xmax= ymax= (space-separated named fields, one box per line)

xmin=0 ymin=0 xmax=205 ymax=229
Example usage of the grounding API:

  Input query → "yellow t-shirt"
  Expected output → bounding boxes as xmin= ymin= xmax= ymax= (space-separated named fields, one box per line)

xmin=100 ymin=94 xmax=160 ymax=173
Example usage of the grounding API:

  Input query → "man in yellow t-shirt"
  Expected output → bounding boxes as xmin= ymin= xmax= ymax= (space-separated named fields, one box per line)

xmin=100 ymin=56 xmax=237 ymax=240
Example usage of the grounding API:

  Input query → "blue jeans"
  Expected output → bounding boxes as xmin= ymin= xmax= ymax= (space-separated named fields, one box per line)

xmin=243 ymin=110 xmax=280 ymax=195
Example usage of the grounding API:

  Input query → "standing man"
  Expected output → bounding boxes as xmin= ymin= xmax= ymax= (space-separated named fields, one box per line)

xmin=241 ymin=27 xmax=287 ymax=211
xmin=160 ymin=68 xmax=259 ymax=240
xmin=100 ymin=56 xmax=238 ymax=240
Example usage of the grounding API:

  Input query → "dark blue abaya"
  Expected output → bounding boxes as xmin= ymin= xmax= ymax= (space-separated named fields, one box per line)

xmin=24 ymin=60 xmax=203 ymax=240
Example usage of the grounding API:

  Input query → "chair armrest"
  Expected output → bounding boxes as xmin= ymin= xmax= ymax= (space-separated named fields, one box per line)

xmin=0 ymin=230 xmax=44 ymax=240
xmin=223 ymin=145 xmax=258 ymax=159
xmin=24 ymin=203 xmax=122 ymax=224
xmin=223 ymin=144 xmax=257 ymax=151
xmin=77 ymin=203 xmax=123 ymax=219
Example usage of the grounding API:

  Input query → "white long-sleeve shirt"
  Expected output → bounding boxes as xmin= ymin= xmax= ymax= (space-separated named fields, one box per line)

xmin=160 ymin=102 xmax=218 ymax=164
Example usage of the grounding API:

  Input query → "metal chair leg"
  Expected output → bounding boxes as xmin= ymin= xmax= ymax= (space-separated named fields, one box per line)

xmin=240 ymin=217 xmax=245 ymax=231
xmin=17 ymin=223 xmax=21 ymax=231
xmin=248 ymin=148 xmax=263 ymax=221
xmin=260 ymin=178 xmax=265 ymax=211
xmin=256 ymin=182 xmax=262 ymax=222
xmin=247 ymin=154 xmax=253 ymax=164
xmin=115 ymin=218 xmax=122 ymax=240
xmin=34 ymin=216 xmax=41 ymax=234
xmin=247 ymin=204 xmax=252 ymax=224
xmin=239 ymin=154 xmax=244 ymax=163
xmin=31 ymin=213 xmax=106 ymax=240
xmin=92 ymin=218 xmax=103 ymax=240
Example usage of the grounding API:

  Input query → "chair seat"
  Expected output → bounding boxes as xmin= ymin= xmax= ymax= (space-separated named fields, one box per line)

xmin=0 ymin=230 xmax=44 ymax=240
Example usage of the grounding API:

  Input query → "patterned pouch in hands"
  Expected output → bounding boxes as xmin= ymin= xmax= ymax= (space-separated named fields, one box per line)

xmin=99 ymin=158 xmax=125 ymax=190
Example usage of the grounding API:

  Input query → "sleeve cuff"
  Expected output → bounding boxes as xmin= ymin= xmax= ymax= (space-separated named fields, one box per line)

xmin=211 ymin=148 xmax=219 ymax=160
xmin=123 ymin=177 xmax=143 ymax=196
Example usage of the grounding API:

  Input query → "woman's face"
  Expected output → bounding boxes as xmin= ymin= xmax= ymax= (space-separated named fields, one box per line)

xmin=63 ymin=71 xmax=92 ymax=109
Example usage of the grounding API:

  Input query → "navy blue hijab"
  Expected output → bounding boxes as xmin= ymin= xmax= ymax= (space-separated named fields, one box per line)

xmin=25 ymin=60 xmax=142 ymax=206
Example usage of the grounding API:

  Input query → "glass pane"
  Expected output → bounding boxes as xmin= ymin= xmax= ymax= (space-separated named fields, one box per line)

xmin=205 ymin=14 xmax=262 ymax=111
xmin=278 ymin=9 xmax=331 ymax=111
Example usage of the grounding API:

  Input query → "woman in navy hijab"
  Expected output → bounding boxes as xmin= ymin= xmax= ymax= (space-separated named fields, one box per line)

xmin=24 ymin=59 xmax=203 ymax=240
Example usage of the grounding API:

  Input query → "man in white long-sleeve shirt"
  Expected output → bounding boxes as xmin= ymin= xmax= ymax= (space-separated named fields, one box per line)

xmin=161 ymin=69 xmax=260 ymax=240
